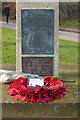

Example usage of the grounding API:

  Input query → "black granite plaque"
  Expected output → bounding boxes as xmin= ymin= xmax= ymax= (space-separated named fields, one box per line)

xmin=21 ymin=9 xmax=54 ymax=54
xmin=22 ymin=57 xmax=53 ymax=76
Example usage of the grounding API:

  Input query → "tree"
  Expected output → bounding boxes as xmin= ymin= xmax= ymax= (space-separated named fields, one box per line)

xmin=59 ymin=2 xmax=78 ymax=21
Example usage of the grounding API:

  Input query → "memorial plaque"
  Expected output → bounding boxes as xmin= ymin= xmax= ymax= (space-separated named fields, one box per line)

xmin=22 ymin=57 xmax=53 ymax=76
xmin=21 ymin=9 xmax=54 ymax=54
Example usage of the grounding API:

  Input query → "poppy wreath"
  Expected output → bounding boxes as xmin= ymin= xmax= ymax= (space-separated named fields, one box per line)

xmin=8 ymin=76 xmax=67 ymax=102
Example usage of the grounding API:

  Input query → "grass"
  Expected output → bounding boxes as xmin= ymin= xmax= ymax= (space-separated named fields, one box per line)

xmin=59 ymin=39 xmax=78 ymax=64
xmin=59 ymin=20 xmax=80 ymax=29
xmin=1 ymin=28 xmax=78 ymax=65
xmin=2 ymin=28 xmax=16 ymax=64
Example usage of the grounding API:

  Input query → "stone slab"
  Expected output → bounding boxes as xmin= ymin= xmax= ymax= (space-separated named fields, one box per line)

xmin=16 ymin=2 xmax=59 ymax=76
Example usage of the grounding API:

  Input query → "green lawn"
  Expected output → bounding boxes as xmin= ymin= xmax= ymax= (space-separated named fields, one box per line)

xmin=2 ymin=28 xmax=16 ymax=64
xmin=1 ymin=28 xmax=78 ymax=65
xmin=59 ymin=20 xmax=80 ymax=29
xmin=59 ymin=39 xmax=78 ymax=64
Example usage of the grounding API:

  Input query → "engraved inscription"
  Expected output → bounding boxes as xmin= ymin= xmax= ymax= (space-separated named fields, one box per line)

xmin=22 ymin=57 xmax=53 ymax=76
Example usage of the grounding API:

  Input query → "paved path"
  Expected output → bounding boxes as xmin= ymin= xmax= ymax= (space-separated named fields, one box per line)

xmin=0 ymin=21 xmax=79 ymax=42
xmin=59 ymin=30 xmax=79 ymax=42
xmin=0 ymin=21 xmax=16 ymax=30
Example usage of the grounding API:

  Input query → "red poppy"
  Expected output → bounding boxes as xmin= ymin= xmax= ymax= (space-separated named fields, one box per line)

xmin=55 ymin=80 xmax=64 ymax=88
xmin=33 ymin=86 xmax=42 ymax=92
xmin=52 ymin=87 xmax=67 ymax=99
xmin=46 ymin=90 xmax=54 ymax=102
xmin=8 ymin=76 xmax=67 ymax=103
xmin=16 ymin=77 xmax=27 ymax=86
xmin=13 ymin=87 xmax=28 ymax=101
xmin=19 ymin=85 xmax=27 ymax=91
xmin=9 ymin=81 xmax=20 ymax=90
xmin=33 ymin=92 xmax=40 ymax=102
xmin=46 ymin=79 xmax=64 ymax=90
xmin=26 ymin=92 xmax=34 ymax=102
xmin=13 ymin=77 xmax=27 ymax=86
xmin=9 ymin=88 xmax=18 ymax=96
xmin=9 ymin=77 xmax=27 ymax=90
xmin=14 ymin=94 xmax=26 ymax=101
xmin=38 ymin=89 xmax=48 ymax=103
xmin=44 ymin=76 xmax=53 ymax=86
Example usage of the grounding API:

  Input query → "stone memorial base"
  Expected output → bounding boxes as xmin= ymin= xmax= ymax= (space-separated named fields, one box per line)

xmin=16 ymin=2 xmax=59 ymax=76
xmin=1 ymin=83 xmax=78 ymax=118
